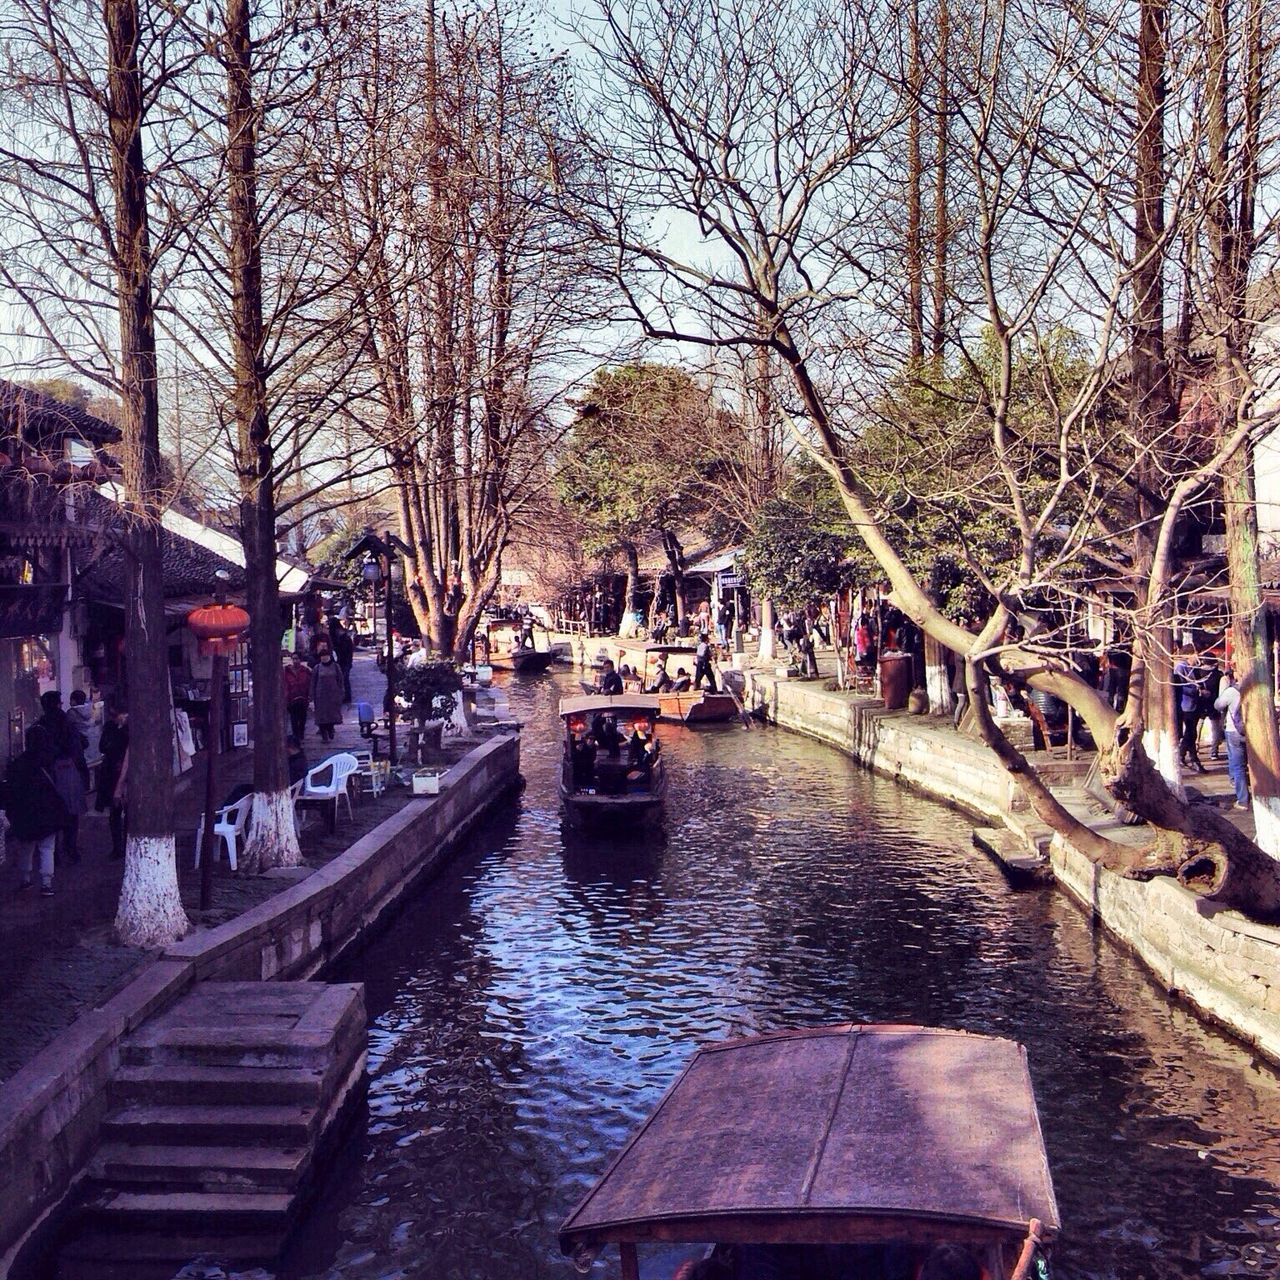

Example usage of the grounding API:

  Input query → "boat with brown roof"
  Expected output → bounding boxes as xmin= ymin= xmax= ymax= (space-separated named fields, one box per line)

xmin=560 ymin=1023 xmax=1059 ymax=1280
xmin=559 ymin=693 xmax=668 ymax=830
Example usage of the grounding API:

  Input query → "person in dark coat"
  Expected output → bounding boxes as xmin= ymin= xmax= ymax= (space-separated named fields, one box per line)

xmin=329 ymin=616 xmax=355 ymax=703
xmin=95 ymin=702 xmax=129 ymax=861
xmin=693 ymin=634 xmax=718 ymax=692
xmin=3 ymin=725 xmax=69 ymax=894
xmin=37 ymin=691 xmax=89 ymax=864
xmin=311 ymin=648 xmax=345 ymax=742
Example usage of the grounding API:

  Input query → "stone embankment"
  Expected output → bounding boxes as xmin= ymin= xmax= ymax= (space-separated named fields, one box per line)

xmin=0 ymin=731 xmax=520 ymax=1277
xmin=747 ymin=671 xmax=1280 ymax=1069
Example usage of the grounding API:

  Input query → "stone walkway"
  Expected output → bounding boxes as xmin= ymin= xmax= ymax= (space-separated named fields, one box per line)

xmin=0 ymin=651 xmax=399 ymax=1083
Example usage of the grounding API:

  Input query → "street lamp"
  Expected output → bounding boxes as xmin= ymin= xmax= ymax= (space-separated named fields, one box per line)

xmin=346 ymin=530 xmax=412 ymax=766
xmin=188 ymin=586 xmax=249 ymax=911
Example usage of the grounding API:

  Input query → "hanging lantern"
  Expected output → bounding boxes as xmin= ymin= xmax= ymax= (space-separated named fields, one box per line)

xmin=188 ymin=601 xmax=250 ymax=656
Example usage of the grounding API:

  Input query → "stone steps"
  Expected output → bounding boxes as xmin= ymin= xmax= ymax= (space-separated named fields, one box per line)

xmin=56 ymin=981 xmax=366 ymax=1280
xmin=90 ymin=1142 xmax=307 ymax=1192
xmin=57 ymin=1229 xmax=284 ymax=1280
xmin=111 ymin=1062 xmax=326 ymax=1107
xmin=85 ymin=1189 xmax=294 ymax=1230
xmin=101 ymin=1102 xmax=316 ymax=1147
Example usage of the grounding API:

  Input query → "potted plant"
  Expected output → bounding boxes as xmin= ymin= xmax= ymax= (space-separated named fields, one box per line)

xmin=396 ymin=661 xmax=464 ymax=760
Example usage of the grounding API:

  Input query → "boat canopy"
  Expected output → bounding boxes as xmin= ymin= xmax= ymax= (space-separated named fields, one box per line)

xmin=559 ymin=1024 xmax=1059 ymax=1254
xmin=559 ymin=694 xmax=662 ymax=720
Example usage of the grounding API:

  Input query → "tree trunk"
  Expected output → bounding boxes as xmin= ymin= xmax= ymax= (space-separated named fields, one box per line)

xmin=105 ymin=0 xmax=188 ymax=946
xmin=660 ymin=528 xmax=688 ymax=630
xmin=758 ymin=598 xmax=777 ymax=661
xmin=929 ymin=0 xmax=949 ymax=364
xmin=1130 ymin=0 xmax=1181 ymax=794
xmin=904 ymin=0 xmax=925 ymax=362
xmin=225 ymin=0 xmax=299 ymax=871
xmin=621 ymin=539 xmax=640 ymax=619
xmin=1205 ymin=0 xmax=1279 ymax=854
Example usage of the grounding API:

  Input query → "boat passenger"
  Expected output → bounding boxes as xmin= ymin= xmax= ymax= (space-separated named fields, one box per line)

xmin=670 ymin=667 xmax=692 ymax=692
xmin=592 ymin=712 xmax=623 ymax=758
xmin=598 ymin=659 xmax=624 ymax=696
xmin=649 ymin=655 xmax=674 ymax=694
xmin=627 ymin=724 xmax=659 ymax=780
xmin=918 ymin=1243 xmax=983 ymax=1280
xmin=569 ymin=732 xmax=597 ymax=787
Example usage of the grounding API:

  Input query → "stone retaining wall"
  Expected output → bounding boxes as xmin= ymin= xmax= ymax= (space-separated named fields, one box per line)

xmin=0 ymin=732 xmax=520 ymax=1274
xmin=748 ymin=672 xmax=1280 ymax=1067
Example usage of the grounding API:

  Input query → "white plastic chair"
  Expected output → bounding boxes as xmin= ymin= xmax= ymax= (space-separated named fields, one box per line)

xmin=299 ymin=753 xmax=359 ymax=831
xmin=193 ymin=794 xmax=254 ymax=871
xmin=352 ymin=749 xmax=385 ymax=799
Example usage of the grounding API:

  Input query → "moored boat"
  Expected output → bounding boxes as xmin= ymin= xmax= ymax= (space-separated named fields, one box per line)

xmin=559 ymin=693 xmax=667 ymax=830
xmin=561 ymin=1023 xmax=1059 ymax=1280
xmin=479 ymin=617 xmax=556 ymax=673
xmin=641 ymin=643 xmax=742 ymax=725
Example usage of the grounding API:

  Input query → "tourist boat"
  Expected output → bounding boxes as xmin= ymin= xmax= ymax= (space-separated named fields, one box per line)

xmin=641 ymin=643 xmax=742 ymax=724
xmin=479 ymin=617 xmax=555 ymax=673
xmin=559 ymin=693 xmax=667 ymax=830
xmin=560 ymin=1023 xmax=1059 ymax=1280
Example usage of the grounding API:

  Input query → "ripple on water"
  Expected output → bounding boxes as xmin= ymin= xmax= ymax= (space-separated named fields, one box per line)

xmin=282 ymin=673 xmax=1280 ymax=1280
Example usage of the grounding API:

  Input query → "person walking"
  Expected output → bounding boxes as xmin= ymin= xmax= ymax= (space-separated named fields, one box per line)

xmin=1201 ymin=655 xmax=1225 ymax=761
xmin=693 ymin=632 xmax=719 ymax=691
xmin=330 ymin=615 xmax=355 ymax=703
xmin=284 ymin=650 xmax=312 ymax=741
xmin=1215 ymin=670 xmax=1250 ymax=810
xmin=3 ymin=725 xmax=70 ymax=895
xmin=96 ymin=700 xmax=129 ymax=860
xmin=311 ymin=647 xmax=345 ymax=743
xmin=37 ymin=691 xmax=89 ymax=864
xmin=1173 ymin=648 xmax=1207 ymax=772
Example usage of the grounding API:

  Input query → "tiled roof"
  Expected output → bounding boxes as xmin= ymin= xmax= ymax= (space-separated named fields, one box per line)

xmin=0 ymin=380 xmax=120 ymax=450
xmin=75 ymin=491 xmax=246 ymax=602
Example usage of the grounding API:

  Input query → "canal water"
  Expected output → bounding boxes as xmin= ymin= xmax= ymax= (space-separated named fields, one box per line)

xmin=284 ymin=673 xmax=1280 ymax=1280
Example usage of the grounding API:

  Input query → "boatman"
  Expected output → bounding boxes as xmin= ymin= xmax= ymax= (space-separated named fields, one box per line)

xmin=598 ymin=658 xmax=623 ymax=696
xmin=693 ymin=633 xmax=718 ymax=692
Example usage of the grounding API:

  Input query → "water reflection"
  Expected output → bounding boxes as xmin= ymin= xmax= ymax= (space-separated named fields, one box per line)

xmin=285 ymin=673 xmax=1280 ymax=1280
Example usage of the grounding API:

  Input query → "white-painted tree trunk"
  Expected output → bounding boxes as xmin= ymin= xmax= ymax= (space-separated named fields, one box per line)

xmin=1253 ymin=795 xmax=1280 ymax=859
xmin=757 ymin=599 xmax=776 ymax=661
xmin=924 ymin=635 xmax=952 ymax=716
xmin=114 ymin=834 xmax=190 ymax=947
xmin=1143 ymin=726 xmax=1185 ymax=801
xmin=245 ymin=788 xmax=303 ymax=869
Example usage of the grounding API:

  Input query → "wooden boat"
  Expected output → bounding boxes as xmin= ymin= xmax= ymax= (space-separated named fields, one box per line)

xmin=560 ymin=1023 xmax=1059 ymax=1280
xmin=559 ymin=693 xmax=667 ymax=830
xmin=641 ymin=643 xmax=741 ymax=725
xmin=479 ymin=618 xmax=555 ymax=673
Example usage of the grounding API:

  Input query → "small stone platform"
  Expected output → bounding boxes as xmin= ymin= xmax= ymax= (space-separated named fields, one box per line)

xmin=56 ymin=982 xmax=366 ymax=1280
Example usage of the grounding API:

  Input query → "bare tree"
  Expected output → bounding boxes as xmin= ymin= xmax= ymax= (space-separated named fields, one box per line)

xmin=326 ymin=0 xmax=608 ymax=660
xmin=574 ymin=0 xmax=1280 ymax=915
xmin=0 ymin=0 xmax=198 ymax=943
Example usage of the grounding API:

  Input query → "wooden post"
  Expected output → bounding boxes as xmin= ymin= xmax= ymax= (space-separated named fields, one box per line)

xmin=619 ymin=1243 xmax=640 ymax=1280
xmin=385 ymin=552 xmax=397 ymax=767
xmin=198 ymin=651 xmax=226 ymax=910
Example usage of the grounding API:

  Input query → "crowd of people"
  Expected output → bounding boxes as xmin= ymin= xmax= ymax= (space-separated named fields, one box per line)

xmin=282 ymin=613 xmax=356 ymax=746
xmin=567 ymin=709 xmax=661 ymax=794
xmin=1 ymin=688 xmax=128 ymax=896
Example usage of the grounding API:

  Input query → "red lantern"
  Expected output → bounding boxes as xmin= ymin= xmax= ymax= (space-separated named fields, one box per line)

xmin=187 ymin=601 xmax=250 ymax=656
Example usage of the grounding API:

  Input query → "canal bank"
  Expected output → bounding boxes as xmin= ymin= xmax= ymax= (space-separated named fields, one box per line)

xmin=0 ymin=730 xmax=521 ymax=1278
xmin=746 ymin=670 xmax=1280 ymax=1069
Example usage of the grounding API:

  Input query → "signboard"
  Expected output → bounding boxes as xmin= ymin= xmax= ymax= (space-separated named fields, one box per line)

xmin=718 ymin=568 xmax=746 ymax=589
